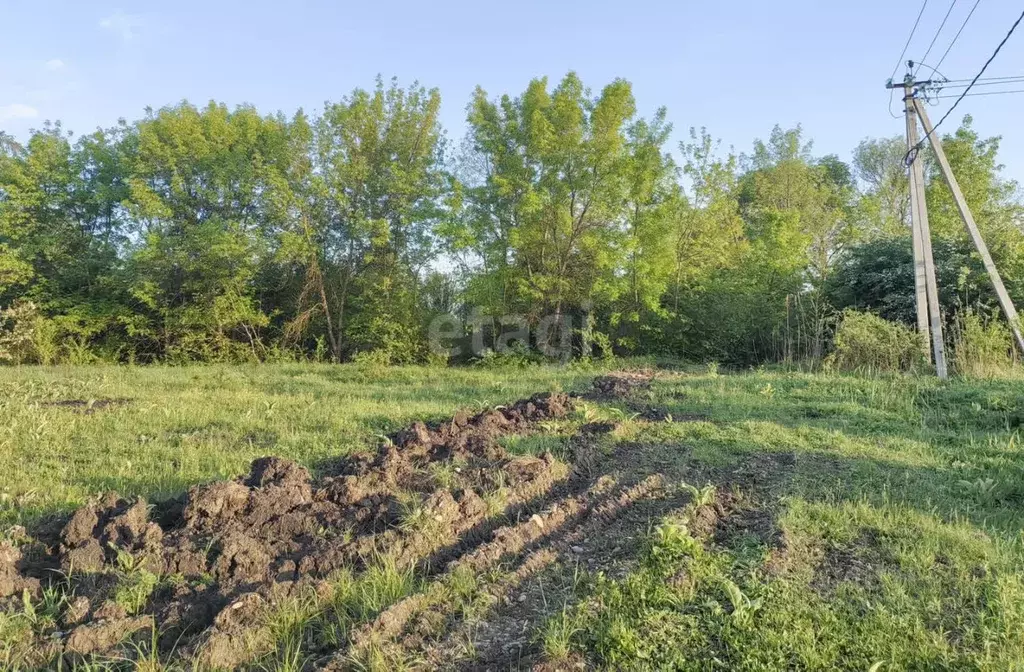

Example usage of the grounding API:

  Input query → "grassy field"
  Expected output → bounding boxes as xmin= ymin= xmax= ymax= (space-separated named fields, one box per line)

xmin=0 ymin=363 xmax=597 ymax=528
xmin=3 ymin=363 xmax=1024 ymax=670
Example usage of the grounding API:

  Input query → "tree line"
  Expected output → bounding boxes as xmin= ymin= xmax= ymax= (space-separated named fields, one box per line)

xmin=1 ymin=73 xmax=1022 ymax=365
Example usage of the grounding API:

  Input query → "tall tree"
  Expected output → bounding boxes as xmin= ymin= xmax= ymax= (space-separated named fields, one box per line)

xmin=0 ymin=123 xmax=131 ymax=351
xmin=283 ymin=79 xmax=448 ymax=362
xmin=127 ymin=102 xmax=301 ymax=360
xmin=673 ymin=128 xmax=746 ymax=304
xmin=609 ymin=109 xmax=680 ymax=351
xmin=852 ymin=135 xmax=909 ymax=237
xmin=458 ymin=73 xmax=641 ymax=338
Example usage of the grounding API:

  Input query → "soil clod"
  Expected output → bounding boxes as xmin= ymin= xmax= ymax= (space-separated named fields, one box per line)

xmin=2 ymin=391 xmax=576 ymax=665
xmin=587 ymin=371 xmax=653 ymax=398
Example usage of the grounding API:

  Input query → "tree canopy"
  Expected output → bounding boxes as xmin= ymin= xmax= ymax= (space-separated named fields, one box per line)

xmin=2 ymin=73 xmax=1021 ymax=365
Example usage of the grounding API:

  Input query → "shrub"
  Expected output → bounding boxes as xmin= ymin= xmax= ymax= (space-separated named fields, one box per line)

xmin=0 ymin=301 xmax=59 ymax=365
xmin=471 ymin=342 xmax=546 ymax=368
xmin=825 ymin=309 xmax=927 ymax=374
xmin=951 ymin=310 xmax=1017 ymax=379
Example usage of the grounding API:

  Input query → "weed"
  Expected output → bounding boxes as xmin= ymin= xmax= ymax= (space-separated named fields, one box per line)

xmin=482 ymin=485 xmax=509 ymax=518
xmin=427 ymin=460 xmax=460 ymax=489
xmin=538 ymin=603 xmax=583 ymax=662
xmin=347 ymin=639 xmax=422 ymax=672
xmin=647 ymin=521 xmax=702 ymax=573
xmin=259 ymin=593 xmax=319 ymax=672
xmin=681 ymin=482 xmax=717 ymax=507
xmin=718 ymin=578 xmax=762 ymax=629
xmin=344 ymin=555 xmax=418 ymax=622
xmin=445 ymin=565 xmax=487 ymax=620
xmin=958 ymin=476 xmax=1001 ymax=505
xmin=825 ymin=310 xmax=927 ymax=374
xmin=395 ymin=492 xmax=445 ymax=539
xmin=111 ymin=547 xmax=160 ymax=615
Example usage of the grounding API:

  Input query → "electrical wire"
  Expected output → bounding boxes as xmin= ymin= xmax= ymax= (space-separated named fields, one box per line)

xmin=915 ymin=0 xmax=960 ymax=77
xmin=939 ymin=74 xmax=1024 ymax=83
xmin=918 ymin=74 xmax=1024 ymax=106
xmin=909 ymin=61 xmax=953 ymax=81
xmin=909 ymin=7 xmax=1024 ymax=159
xmin=888 ymin=0 xmax=931 ymax=118
xmin=891 ymin=0 xmax=931 ymax=80
xmin=933 ymin=88 xmax=1024 ymax=98
xmin=935 ymin=76 xmax=1024 ymax=88
xmin=934 ymin=0 xmax=983 ymax=72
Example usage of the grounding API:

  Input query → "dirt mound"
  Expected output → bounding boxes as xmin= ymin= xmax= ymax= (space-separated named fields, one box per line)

xmin=1 ymin=542 xmax=41 ymax=598
xmin=587 ymin=371 xmax=653 ymax=398
xmin=3 ymin=392 xmax=575 ymax=667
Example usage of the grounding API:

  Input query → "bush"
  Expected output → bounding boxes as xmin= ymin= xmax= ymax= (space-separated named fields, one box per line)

xmin=470 ymin=342 xmax=547 ymax=368
xmin=0 ymin=301 xmax=59 ymax=365
xmin=951 ymin=311 xmax=1017 ymax=379
xmin=825 ymin=310 xmax=927 ymax=374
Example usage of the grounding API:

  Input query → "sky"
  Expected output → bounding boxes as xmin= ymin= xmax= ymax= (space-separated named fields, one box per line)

xmin=2 ymin=0 xmax=1024 ymax=184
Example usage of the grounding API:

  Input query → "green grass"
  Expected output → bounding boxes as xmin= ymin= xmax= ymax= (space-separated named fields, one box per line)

xmin=536 ymin=370 xmax=1024 ymax=670
xmin=5 ymin=363 xmax=1024 ymax=669
xmin=0 ymin=362 xmax=597 ymax=527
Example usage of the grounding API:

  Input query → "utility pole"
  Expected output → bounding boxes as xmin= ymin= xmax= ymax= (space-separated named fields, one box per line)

xmin=896 ymin=74 xmax=948 ymax=378
xmin=913 ymin=98 xmax=1024 ymax=356
xmin=904 ymin=81 xmax=931 ymax=351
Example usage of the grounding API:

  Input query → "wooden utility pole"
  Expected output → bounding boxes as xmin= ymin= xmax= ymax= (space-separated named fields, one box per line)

xmin=903 ymin=80 xmax=949 ymax=378
xmin=913 ymin=98 xmax=1024 ymax=356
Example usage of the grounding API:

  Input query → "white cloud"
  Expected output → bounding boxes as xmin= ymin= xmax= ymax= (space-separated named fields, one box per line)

xmin=99 ymin=10 xmax=145 ymax=42
xmin=44 ymin=59 xmax=65 ymax=71
xmin=0 ymin=104 xmax=39 ymax=121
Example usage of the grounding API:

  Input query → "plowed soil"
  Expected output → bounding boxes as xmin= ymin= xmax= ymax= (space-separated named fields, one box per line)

xmin=2 ymin=371 xmax=767 ymax=669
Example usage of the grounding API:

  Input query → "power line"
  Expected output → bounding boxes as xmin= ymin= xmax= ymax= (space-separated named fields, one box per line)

xmin=934 ymin=88 xmax=1024 ymax=98
xmin=935 ymin=76 xmax=1024 ymax=88
xmin=888 ymin=0 xmax=931 ymax=118
xmin=909 ymin=62 xmax=953 ymax=81
xmin=940 ymin=74 xmax=1024 ymax=83
xmin=934 ymin=0 xmax=984 ymax=72
xmin=891 ymin=0 xmax=931 ymax=80
xmin=915 ymin=0 xmax=960 ymax=77
xmin=914 ymin=7 xmax=1024 ymax=153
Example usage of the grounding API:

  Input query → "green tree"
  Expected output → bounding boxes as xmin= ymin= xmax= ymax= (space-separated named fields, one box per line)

xmin=283 ymin=79 xmax=448 ymax=363
xmin=655 ymin=128 xmax=746 ymax=358
xmin=923 ymin=116 xmax=1024 ymax=305
xmin=852 ymin=135 xmax=909 ymax=237
xmin=127 ymin=102 xmax=302 ymax=361
xmin=0 ymin=122 xmax=132 ymax=358
xmin=457 ymin=72 xmax=649 ymax=355
xmin=834 ymin=118 xmax=1024 ymax=330
xmin=608 ymin=108 xmax=681 ymax=352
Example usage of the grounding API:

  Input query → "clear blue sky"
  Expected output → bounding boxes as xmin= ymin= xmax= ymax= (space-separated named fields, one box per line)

xmin=2 ymin=0 xmax=1023 ymax=184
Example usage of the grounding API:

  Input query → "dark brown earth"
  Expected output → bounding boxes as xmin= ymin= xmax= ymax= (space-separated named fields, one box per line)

xmin=41 ymin=398 xmax=131 ymax=413
xmin=811 ymin=527 xmax=899 ymax=595
xmin=585 ymin=371 xmax=653 ymax=399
